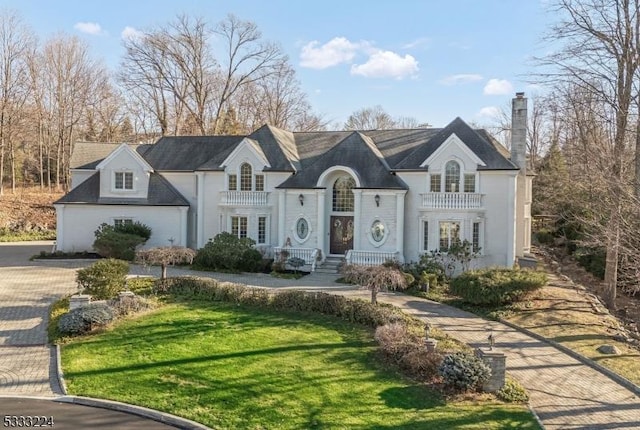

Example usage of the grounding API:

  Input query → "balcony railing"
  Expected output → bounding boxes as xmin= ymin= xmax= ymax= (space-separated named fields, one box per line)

xmin=274 ymin=247 xmax=319 ymax=271
xmin=220 ymin=191 xmax=269 ymax=206
xmin=420 ymin=192 xmax=483 ymax=210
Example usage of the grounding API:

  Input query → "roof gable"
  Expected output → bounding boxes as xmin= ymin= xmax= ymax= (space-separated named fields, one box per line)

xmin=419 ymin=132 xmax=486 ymax=168
xmin=96 ymin=143 xmax=153 ymax=172
xmin=248 ymin=125 xmax=299 ymax=171
xmin=278 ymin=131 xmax=407 ymax=189
xmin=218 ymin=138 xmax=271 ymax=170
xmin=394 ymin=117 xmax=518 ymax=170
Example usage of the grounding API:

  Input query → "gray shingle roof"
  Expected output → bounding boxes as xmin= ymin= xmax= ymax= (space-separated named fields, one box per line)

xmin=248 ymin=125 xmax=299 ymax=171
xmin=55 ymin=172 xmax=190 ymax=206
xmin=278 ymin=132 xmax=408 ymax=189
xmin=141 ymin=135 xmax=243 ymax=171
xmin=70 ymin=142 xmax=151 ymax=169
xmin=394 ymin=117 xmax=518 ymax=170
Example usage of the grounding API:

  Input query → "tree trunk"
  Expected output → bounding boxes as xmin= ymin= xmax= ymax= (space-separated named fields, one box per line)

xmin=370 ymin=287 xmax=377 ymax=305
xmin=603 ymin=206 xmax=621 ymax=310
xmin=161 ymin=264 xmax=168 ymax=280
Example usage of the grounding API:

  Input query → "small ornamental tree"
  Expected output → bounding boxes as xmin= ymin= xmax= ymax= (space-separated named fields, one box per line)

xmin=341 ymin=264 xmax=408 ymax=304
xmin=136 ymin=246 xmax=196 ymax=280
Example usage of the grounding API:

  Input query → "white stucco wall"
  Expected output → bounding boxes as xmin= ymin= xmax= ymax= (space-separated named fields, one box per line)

xmin=55 ymin=204 xmax=187 ymax=252
xmin=98 ymin=148 xmax=150 ymax=199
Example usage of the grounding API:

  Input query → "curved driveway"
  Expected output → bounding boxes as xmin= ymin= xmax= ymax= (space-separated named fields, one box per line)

xmin=2 ymin=241 xmax=640 ymax=429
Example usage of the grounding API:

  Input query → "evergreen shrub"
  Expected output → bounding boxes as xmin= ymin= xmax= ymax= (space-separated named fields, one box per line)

xmin=449 ymin=268 xmax=547 ymax=305
xmin=76 ymin=258 xmax=129 ymax=300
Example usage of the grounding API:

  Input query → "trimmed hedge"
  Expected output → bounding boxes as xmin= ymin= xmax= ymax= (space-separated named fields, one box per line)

xmin=193 ymin=232 xmax=262 ymax=272
xmin=449 ymin=268 xmax=547 ymax=305
xmin=156 ymin=276 xmax=409 ymax=328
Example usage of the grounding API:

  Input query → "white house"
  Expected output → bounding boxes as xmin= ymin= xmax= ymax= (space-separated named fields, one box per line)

xmin=54 ymin=93 xmax=533 ymax=271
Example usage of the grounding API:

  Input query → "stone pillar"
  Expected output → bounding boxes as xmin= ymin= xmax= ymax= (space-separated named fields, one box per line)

xmin=69 ymin=294 xmax=91 ymax=310
xmin=424 ymin=339 xmax=438 ymax=353
xmin=475 ymin=348 xmax=506 ymax=393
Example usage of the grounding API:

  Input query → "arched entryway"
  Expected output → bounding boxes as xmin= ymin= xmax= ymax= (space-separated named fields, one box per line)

xmin=330 ymin=176 xmax=355 ymax=254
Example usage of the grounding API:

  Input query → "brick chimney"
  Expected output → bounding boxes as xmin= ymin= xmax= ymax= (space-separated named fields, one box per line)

xmin=511 ymin=92 xmax=527 ymax=172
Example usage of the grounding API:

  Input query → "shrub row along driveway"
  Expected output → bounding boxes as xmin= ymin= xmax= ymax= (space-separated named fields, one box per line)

xmin=1 ymin=242 xmax=640 ymax=429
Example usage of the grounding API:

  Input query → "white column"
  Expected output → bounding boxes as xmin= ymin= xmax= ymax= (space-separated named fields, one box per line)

xmin=54 ymin=204 xmax=64 ymax=251
xmin=317 ymin=189 xmax=326 ymax=257
xmin=196 ymin=172 xmax=204 ymax=248
xmin=179 ymin=207 xmax=188 ymax=247
xmin=396 ymin=192 xmax=406 ymax=262
xmin=278 ymin=189 xmax=286 ymax=246
xmin=506 ymin=173 xmax=517 ymax=266
xmin=353 ymin=189 xmax=362 ymax=250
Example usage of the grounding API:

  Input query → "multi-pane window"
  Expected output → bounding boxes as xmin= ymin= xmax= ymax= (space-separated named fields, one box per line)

xmin=258 ymin=216 xmax=267 ymax=244
xmin=114 ymin=218 xmax=133 ymax=228
xmin=255 ymin=174 xmax=264 ymax=191
xmin=472 ymin=222 xmax=481 ymax=253
xmin=422 ymin=221 xmax=429 ymax=251
xmin=444 ymin=161 xmax=460 ymax=192
xmin=439 ymin=221 xmax=461 ymax=251
xmin=464 ymin=174 xmax=476 ymax=193
xmin=115 ymin=172 xmax=133 ymax=190
xmin=240 ymin=163 xmax=252 ymax=191
xmin=231 ymin=216 xmax=248 ymax=238
xmin=332 ymin=176 xmax=355 ymax=212
xmin=228 ymin=174 xmax=237 ymax=191
xmin=430 ymin=174 xmax=441 ymax=192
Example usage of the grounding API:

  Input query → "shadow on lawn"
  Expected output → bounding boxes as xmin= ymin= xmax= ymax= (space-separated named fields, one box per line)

xmin=379 ymin=385 xmax=445 ymax=410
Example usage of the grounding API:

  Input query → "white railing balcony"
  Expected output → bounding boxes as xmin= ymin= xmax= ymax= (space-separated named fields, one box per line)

xmin=274 ymin=247 xmax=320 ymax=271
xmin=420 ymin=192 xmax=483 ymax=210
xmin=345 ymin=250 xmax=401 ymax=266
xmin=220 ymin=191 xmax=269 ymax=206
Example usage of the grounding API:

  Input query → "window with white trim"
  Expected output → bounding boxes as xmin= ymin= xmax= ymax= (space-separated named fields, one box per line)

xmin=114 ymin=218 xmax=133 ymax=228
xmin=258 ymin=216 xmax=267 ymax=244
xmin=464 ymin=174 xmax=476 ymax=193
xmin=240 ymin=163 xmax=252 ymax=191
xmin=332 ymin=176 xmax=355 ymax=212
xmin=231 ymin=216 xmax=248 ymax=238
xmin=430 ymin=174 xmax=441 ymax=192
xmin=439 ymin=221 xmax=461 ymax=251
xmin=255 ymin=174 xmax=265 ymax=191
xmin=422 ymin=221 xmax=429 ymax=251
xmin=114 ymin=171 xmax=133 ymax=190
xmin=472 ymin=221 xmax=481 ymax=252
xmin=444 ymin=161 xmax=460 ymax=192
xmin=228 ymin=174 xmax=237 ymax=191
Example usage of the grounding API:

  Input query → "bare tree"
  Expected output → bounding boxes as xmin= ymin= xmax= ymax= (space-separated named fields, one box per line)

xmin=0 ymin=10 xmax=33 ymax=194
xmin=211 ymin=14 xmax=286 ymax=134
xmin=344 ymin=105 xmax=397 ymax=130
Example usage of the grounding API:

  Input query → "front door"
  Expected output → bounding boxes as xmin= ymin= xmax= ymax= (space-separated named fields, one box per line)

xmin=330 ymin=216 xmax=354 ymax=255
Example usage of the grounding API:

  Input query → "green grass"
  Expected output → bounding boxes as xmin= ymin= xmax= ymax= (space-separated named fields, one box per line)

xmin=61 ymin=301 xmax=538 ymax=429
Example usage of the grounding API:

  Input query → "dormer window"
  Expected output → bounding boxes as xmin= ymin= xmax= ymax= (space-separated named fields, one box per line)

xmin=114 ymin=171 xmax=133 ymax=190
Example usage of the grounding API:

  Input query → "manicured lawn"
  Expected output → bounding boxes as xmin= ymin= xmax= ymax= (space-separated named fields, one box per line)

xmin=61 ymin=302 xmax=539 ymax=429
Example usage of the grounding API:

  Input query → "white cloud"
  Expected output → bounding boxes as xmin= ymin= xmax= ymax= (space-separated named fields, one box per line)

xmin=299 ymin=37 xmax=363 ymax=69
xmin=476 ymin=106 xmax=502 ymax=120
xmin=439 ymin=74 xmax=483 ymax=86
xmin=483 ymin=79 xmax=514 ymax=95
xmin=74 ymin=22 xmax=104 ymax=36
xmin=350 ymin=51 xmax=419 ymax=80
xmin=121 ymin=26 xmax=143 ymax=40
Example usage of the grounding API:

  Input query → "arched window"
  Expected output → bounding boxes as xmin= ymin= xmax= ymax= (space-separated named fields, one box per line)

xmin=240 ymin=163 xmax=252 ymax=191
xmin=332 ymin=176 xmax=355 ymax=212
xmin=444 ymin=161 xmax=460 ymax=193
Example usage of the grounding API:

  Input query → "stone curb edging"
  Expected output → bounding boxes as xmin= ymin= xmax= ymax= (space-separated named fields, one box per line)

xmin=499 ymin=318 xmax=640 ymax=397
xmin=53 ymin=346 xmax=210 ymax=429
xmin=527 ymin=404 xmax=546 ymax=429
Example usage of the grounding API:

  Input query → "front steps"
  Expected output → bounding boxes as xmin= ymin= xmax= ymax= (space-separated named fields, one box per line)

xmin=315 ymin=256 xmax=344 ymax=274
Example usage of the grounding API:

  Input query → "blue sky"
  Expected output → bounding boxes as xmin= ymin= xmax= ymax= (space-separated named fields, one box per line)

xmin=5 ymin=0 xmax=550 ymax=128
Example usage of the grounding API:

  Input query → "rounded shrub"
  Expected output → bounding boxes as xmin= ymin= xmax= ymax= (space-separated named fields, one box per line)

xmin=193 ymin=232 xmax=262 ymax=272
xmin=58 ymin=303 xmax=115 ymax=335
xmin=449 ymin=268 xmax=547 ymax=305
xmin=438 ymin=352 xmax=491 ymax=392
xmin=93 ymin=222 xmax=151 ymax=260
xmin=496 ymin=377 xmax=529 ymax=403
xmin=76 ymin=258 xmax=129 ymax=300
